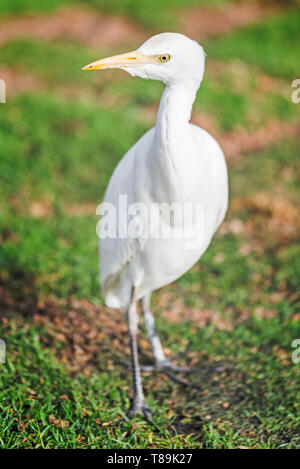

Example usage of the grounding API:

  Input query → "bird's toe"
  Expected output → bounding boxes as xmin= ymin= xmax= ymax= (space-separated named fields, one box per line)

xmin=128 ymin=400 xmax=153 ymax=422
xmin=160 ymin=360 xmax=199 ymax=374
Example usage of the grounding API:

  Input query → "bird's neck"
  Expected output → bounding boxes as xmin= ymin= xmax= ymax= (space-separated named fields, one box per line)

xmin=155 ymin=82 xmax=197 ymax=138
xmin=152 ymin=81 xmax=199 ymax=202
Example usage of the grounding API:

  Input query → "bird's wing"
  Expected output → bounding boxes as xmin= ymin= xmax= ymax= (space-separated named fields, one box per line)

xmin=99 ymin=128 xmax=155 ymax=306
xmin=191 ymin=124 xmax=228 ymax=234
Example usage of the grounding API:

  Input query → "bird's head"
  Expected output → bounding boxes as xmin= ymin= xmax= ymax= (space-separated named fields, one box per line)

xmin=82 ymin=33 xmax=205 ymax=86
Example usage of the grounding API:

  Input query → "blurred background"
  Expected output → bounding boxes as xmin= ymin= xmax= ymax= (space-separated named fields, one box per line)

xmin=0 ymin=0 xmax=299 ymax=449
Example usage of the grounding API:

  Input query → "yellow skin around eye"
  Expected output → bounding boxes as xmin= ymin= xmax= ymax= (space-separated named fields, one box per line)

xmin=157 ymin=54 xmax=171 ymax=63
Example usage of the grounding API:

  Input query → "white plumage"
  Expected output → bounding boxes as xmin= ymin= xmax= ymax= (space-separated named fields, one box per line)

xmin=83 ymin=33 xmax=228 ymax=419
xmin=101 ymin=123 xmax=227 ymax=309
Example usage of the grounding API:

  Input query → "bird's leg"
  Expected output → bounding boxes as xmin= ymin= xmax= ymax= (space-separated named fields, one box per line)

xmin=127 ymin=287 xmax=152 ymax=421
xmin=141 ymin=294 xmax=200 ymax=386
xmin=142 ymin=293 xmax=167 ymax=366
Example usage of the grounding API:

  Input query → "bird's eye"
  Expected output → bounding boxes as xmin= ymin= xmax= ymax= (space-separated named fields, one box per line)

xmin=159 ymin=54 xmax=171 ymax=63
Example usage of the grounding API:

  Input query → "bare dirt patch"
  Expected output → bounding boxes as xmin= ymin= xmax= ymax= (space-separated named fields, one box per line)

xmin=191 ymin=111 xmax=218 ymax=135
xmin=207 ymin=59 xmax=288 ymax=96
xmin=28 ymin=200 xmax=53 ymax=218
xmin=0 ymin=5 xmax=146 ymax=48
xmin=0 ymin=288 xmax=238 ymax=384
xmin=0 ymin=276 xmax=128 ymax=376
xmin=0 ymin=270 xmax=233 ymax=377
xmin=32 ymin=297 xmax=128 ymax=375
xmin=232 ymin=192 xmax=300 ymax=243
xmin=65 ymin=203 xmax=96 ymax=216
xmin=219 ymin=119 xmax=300 ymax=159
xmin=181 ymin=0 xmax=279 ymax=41
xmin=157 ymin=291 xmax=233 ymax=331
xmin=0 ymin=66 xmax=44 ymax=95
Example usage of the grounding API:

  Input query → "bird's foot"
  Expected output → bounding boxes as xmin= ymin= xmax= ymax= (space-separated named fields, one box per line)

xmin=128 ymin=399 xmax=153 ymax=422
xmin=140 ymin=344 xmax=197 ymax=372
xmin=140 ymin=359 xmax=201 ymax=389
xmin=140 ymin=359 xmax=198 ymax=374
xmin=119 ymin=346 xmax=193 ymax=372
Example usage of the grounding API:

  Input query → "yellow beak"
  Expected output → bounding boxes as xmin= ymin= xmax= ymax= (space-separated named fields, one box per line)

xmin=82 ymin=50 xmax=153 ymax=71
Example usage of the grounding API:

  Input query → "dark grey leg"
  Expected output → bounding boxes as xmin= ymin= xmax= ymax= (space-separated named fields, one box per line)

xmin=127 ymin=287 xmax=152 ymax=421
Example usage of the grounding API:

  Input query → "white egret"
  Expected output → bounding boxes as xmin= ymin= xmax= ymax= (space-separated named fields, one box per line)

xmin=83 ymin=33 xmax=228 ymax=420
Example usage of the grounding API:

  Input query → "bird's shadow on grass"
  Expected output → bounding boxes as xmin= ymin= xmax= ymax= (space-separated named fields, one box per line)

xmin=136 ymin=353 xmax=260 ymax=437
xmin=0 ymin=267 xmax=39 ymax=317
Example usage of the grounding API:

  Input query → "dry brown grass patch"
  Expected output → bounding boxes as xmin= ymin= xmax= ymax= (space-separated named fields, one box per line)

xmin=181 ymin=0 xmax=279 ymax=41
xmin=0 ymin=5 xmax=146 ymax=48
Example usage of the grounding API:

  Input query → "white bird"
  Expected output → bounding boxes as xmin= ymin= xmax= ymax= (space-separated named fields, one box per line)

xmin=83 ymin=33 xmax=228 ymax=420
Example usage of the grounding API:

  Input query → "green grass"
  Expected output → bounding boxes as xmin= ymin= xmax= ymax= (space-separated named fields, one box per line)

xmin=0 ymin=320 xmax=185 ymax=449
xmin=0 ymin=40 xmax=102 ymax=86
xmin=0 ymin=215 xmax=99 ymax=299
xmin=1 ymin=93 xmax=299 ymax=448
xmin=0 ymin=38 xmax=297 ymax=133
xmin=207 ymin=8 xmax=300 ymax=78
xmin=230 ymin=139 xmax=300 ymax=200
xmin=0 ymin=0 xmax=230 ymax=29
xmin=1 ymin=293 xmax=299 ymax=448
xmin=84 ymin=0 xmax=230 ymax=30
xmin=0 ymin=0 xmax=70 ymax=18
xmin=0 ymin=93 xmax=147 ymax=299
xmin=0 ymin=93 xmax=146 ymax=204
